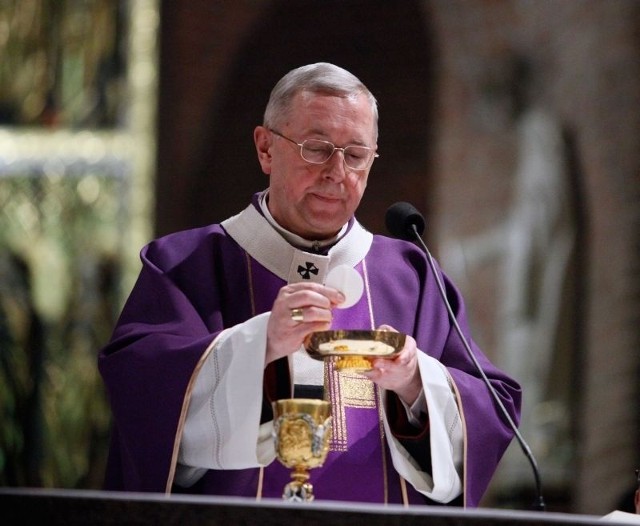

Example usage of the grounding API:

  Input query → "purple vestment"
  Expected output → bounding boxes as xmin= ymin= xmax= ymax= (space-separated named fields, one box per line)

xmin=98 ymin=193 xmax=521 ymax=507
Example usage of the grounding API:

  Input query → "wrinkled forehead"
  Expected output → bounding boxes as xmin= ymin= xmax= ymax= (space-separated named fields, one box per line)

xmin=287 ymin=90 xmax=378 ymax=140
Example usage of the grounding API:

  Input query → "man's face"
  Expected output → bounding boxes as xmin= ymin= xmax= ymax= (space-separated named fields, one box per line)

xmin=254 ymin=91 xmax=377 ymax=240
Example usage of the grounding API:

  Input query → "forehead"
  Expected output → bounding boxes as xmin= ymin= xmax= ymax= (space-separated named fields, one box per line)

xmin=287 ymin=91 xmax=376 ymax=140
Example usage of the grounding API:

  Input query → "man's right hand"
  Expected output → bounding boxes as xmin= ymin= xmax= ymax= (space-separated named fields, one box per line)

xmin=265 ymin=282 xmax=344 ymax=365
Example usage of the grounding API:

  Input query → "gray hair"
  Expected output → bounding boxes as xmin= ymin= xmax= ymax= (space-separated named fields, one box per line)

xmin=263 ymin=62 xmax=379 ymax=140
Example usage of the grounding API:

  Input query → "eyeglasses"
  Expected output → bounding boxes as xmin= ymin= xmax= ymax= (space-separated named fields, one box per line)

xmin=269 ymin=129 xmax=379 ymax=171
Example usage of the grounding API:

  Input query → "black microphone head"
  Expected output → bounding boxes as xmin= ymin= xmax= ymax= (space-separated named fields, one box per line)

xmin=385 ymin=202 xmax=426 ymax=240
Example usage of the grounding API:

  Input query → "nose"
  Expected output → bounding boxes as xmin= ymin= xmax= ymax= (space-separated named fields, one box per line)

xmin=323 ymin=149 xmax=348 ymax=182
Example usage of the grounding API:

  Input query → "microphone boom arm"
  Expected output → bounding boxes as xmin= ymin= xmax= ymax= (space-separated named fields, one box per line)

xmin=408 ymin=224 xmax=545 ymax=512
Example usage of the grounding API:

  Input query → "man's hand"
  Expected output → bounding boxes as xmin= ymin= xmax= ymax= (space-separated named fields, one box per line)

xmin=266 ymin=282 xmax=344 ymax=365
xmin=362 ymin=324 xmax=422 ymax=406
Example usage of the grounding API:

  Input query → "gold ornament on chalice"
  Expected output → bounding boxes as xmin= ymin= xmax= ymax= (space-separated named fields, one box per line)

xmin=272 ymin=398 xmax=332 ymax=502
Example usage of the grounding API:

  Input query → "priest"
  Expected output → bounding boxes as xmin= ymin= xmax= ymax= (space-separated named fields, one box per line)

xmin=98 ymin=62 xmax=521 ymax=507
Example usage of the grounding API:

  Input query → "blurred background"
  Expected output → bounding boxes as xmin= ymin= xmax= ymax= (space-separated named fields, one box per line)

xmin=0 ymin=0 xmax=638 ymax=516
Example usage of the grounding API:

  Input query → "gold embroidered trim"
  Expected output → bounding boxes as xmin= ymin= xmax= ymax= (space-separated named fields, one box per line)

xmin=165 ymin=338 xmax=217 ymax=493
xmin=449 ymin=372 xmax=468 ymax=507
xmin=362 ymin=258 xmax=376 ymax=330
xmin=400 ymin=476 xmax=409 ymax=507
xmin=256 ymin=466 xmax=264 ymax=501
xmin=245 ymin=251 xmax=256 ymax=318
xmin=376 ymin=384 xmax=389 ymax=504
xmin=244 ymin=251 xmax=264 ymax=501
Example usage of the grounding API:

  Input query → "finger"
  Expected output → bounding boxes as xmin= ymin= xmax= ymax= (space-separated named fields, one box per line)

xmin=366 ymin=358 xmax=391 ymax=376
xmin=281 ymin=283 xmax=344 ymax=308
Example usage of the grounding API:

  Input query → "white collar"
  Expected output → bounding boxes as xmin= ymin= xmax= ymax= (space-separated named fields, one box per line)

xmin=222 ymin=199 xmax=372 ymax=284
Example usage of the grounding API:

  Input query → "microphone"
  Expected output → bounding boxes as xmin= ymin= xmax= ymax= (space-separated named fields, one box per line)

xmin=385 ymin=202 xmax=545 ymax=512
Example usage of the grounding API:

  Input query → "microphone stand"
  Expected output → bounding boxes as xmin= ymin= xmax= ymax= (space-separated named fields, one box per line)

xmin=409 ymin=224 xmax=546 ymax=512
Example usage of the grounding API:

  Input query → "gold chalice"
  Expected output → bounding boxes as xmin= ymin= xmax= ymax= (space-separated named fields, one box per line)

xmin=272 ymin=398 xmax=332 ymax=502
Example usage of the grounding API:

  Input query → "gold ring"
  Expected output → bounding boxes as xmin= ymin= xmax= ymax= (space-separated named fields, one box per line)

xmin=290 ymin=308 xmax=304 ymax=322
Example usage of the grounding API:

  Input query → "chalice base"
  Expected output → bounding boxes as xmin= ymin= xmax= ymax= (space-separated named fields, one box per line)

xmin=283 ymin=471 xmax=315 ymax=502
xmin=282 ymin=466 xmax=315 ymax=502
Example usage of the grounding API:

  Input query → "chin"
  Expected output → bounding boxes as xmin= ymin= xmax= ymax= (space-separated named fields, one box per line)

xmin=309 ymin=221 xmax=344 ymax=239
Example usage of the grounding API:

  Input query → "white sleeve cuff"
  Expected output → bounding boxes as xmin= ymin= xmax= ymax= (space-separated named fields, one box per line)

xmin=384 ymin=352 xmax=463 ymax=503
xmin=176 ymin=312 xmax=277 ymax=485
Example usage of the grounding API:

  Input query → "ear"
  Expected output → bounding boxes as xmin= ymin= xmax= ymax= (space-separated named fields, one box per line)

xmin=254 ymin=126 xmax=273 ymax=175
xmin=635 ymin=489 xmax=640 ymax=514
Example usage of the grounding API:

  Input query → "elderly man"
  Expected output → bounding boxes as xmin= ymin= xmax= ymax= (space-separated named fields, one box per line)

xmin=98 ymin=62 xmax=521 ymax=507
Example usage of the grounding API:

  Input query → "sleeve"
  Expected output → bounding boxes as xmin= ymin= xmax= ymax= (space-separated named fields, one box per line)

xmin=98 ymin=232 xmax=239 ymax=492
xmin=176 ymin=313 xmax=278 ymax=486
xmin=366 ymin=237 xmax=521 ymax=507
xmin=384 ymin=353 xmax=464 ymax=503
xmin=429 ymin=268 xmax=522 ymax=507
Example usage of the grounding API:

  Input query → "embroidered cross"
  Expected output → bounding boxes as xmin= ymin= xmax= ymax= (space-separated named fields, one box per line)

xmin=297 ymin=262 xmax=319 ymax=280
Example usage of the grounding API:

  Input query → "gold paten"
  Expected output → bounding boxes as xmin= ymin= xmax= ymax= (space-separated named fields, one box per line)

xmin=304 ymin=329 xmax=406 ymax=372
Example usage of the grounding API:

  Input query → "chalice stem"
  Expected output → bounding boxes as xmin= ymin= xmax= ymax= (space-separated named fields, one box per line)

xmin=292 ymin=466 xmax=310 ymax=484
